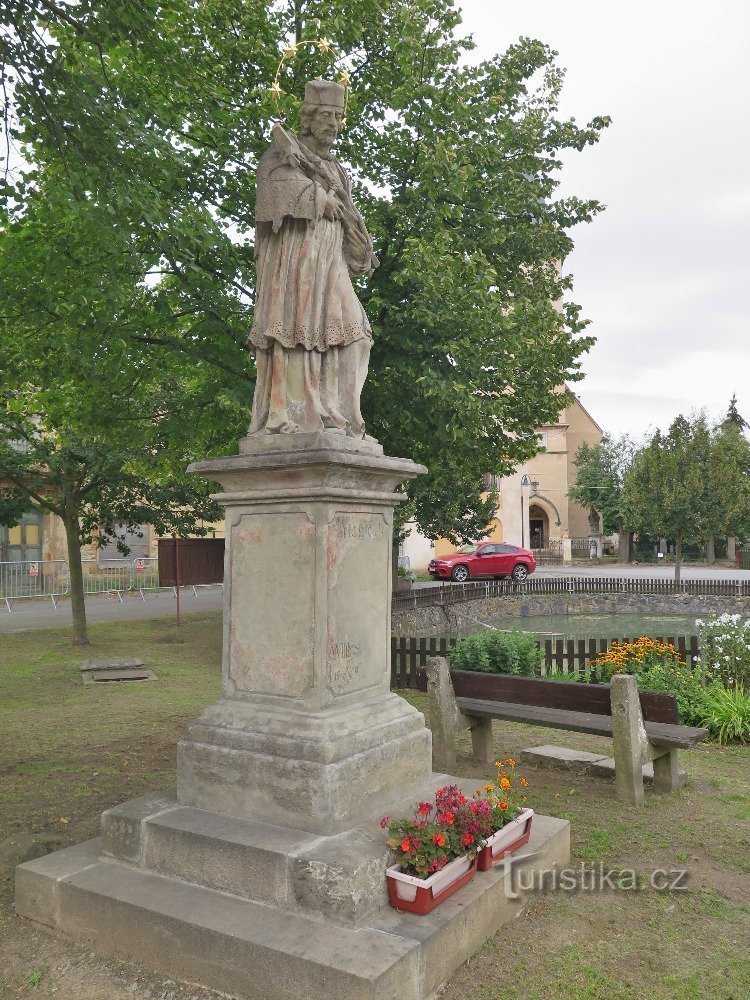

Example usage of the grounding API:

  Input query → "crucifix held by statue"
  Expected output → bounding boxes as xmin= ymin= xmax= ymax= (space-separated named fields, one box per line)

xmin=247 ymin=79 xmax=379 ymax=438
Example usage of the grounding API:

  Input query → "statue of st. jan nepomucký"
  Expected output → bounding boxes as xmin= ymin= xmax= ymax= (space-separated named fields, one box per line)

xmin=247 ymin=79 xmax=379 ymax=438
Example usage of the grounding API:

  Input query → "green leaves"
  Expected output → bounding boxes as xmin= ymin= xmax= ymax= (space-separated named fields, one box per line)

xmin=622 ymin=412 xmax=750 ymax=561
xmin=569 ymin=434 xmax=636 ymax=535
xmin=2 ymin=0 xmax=609 ymax=542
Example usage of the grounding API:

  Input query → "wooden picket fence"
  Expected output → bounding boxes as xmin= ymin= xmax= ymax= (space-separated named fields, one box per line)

xmin=390 ymin=633 xmax=701 ymax=690
xmin=392 ymin=575 xmax=750 ymax=611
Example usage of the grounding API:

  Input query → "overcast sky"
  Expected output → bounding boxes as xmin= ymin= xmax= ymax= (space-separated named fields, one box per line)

xmin=459 ymin=0 xmax=750 ymax=439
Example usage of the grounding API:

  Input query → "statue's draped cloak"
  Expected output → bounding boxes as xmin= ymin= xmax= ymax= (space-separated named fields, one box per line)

xmin=247 ymin=137 xmax=373 ymax=437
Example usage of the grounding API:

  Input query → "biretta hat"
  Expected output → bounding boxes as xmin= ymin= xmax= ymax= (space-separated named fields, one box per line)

xmin=304 ymin=79 xmax=345 ymax=108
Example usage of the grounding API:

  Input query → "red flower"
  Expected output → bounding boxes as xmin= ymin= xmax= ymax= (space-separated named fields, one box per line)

xmin=438 ymin=811 xmax=455 ymax=825
xmin=499 ymin=801 xmax=509 ymax=811
xmin=417 ymin=802 xmax=433 ymax=816
xmin=401 ymin=838 xmax=412 ymax=853
xmin=462 ymin=833 xmax=475 ymax=846
xmin=431 ymin=833 xmax=446 ymax=847
xmin=379 ymin=816 xmax=390 ymax=829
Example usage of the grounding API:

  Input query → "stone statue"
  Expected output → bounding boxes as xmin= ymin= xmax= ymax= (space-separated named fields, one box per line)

xmin=247 ymin=79 xmax=379 ymax=438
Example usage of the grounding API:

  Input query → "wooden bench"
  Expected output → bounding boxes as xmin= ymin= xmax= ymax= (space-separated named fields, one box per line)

xmin=423 ymin=659 xmax=709 ymax=805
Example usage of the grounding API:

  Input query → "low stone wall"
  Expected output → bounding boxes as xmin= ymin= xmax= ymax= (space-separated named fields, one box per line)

xmin=392 ymin=591 xmax=750 ymax=637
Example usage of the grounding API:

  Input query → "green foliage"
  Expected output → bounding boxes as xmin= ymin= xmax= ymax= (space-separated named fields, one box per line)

xmin=569 ymin=434 xmax=636 ymax=535
xmin=700 ymin=685 xmax=750 ymax=745
xmin=620 ymin=413 xmax=750 ymax=579
xmin=448 ymin=633 xmax=491 ymax=673
xmin=723 ymin=393 xmax=748 ymax=432
xmin=1 ymin=0 xmax=609 ymax=544
xmin=450 ymin=629 xmax=540 ymax=676
xmin=695 ymin=614 xmax=750 ymax=690
xmin=630 ymin=663 xmax=710 ymax=728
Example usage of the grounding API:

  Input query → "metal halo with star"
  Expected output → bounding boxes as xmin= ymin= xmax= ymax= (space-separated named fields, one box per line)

xmin=269 ymin=36 xmax=351 ymax=127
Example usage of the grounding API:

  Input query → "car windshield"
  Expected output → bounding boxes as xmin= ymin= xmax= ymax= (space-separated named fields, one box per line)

xmin=457 ymin=545 xmax=476 ymax=554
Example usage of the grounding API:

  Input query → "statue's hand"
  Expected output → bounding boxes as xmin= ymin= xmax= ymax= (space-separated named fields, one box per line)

xmin=322 ymin=191 xmax=340 ymax=221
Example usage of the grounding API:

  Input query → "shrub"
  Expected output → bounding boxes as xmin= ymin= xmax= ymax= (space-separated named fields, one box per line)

xmin=694 ymin=614 xmax=750 ymax=689
xmin=699 ymin=684 xmax=750 ymax=744
xmin=449 ymin=633 xmax=491 ymax=673
xmin=631 ymin=662 xmax=709 ymax=727
xmin=450 ymin=630 xmax=539 ymax=676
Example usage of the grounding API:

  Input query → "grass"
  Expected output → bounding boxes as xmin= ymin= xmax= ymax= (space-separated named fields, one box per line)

xmin=1 ymin=614 xmax=749 ymax=999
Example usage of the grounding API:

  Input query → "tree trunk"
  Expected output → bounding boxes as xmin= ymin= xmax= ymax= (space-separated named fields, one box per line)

xmin=674 ymin=533 xmax=683 ymax=589
xmin=617 ymin=525 xmax=632 ymax=563
xmin=706 ymin=536 xmax=715 ymax=565
xmin=294 ymin=0 xmax=302 ymax=42
xmin=727 ymin=535 xmax=736 ymax=563
xmin=63 ymin=509 xmax=89 ymax=645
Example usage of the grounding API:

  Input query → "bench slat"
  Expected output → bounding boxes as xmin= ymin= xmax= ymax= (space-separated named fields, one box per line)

xmin=455 ymin=697 xmax=708 ymax=750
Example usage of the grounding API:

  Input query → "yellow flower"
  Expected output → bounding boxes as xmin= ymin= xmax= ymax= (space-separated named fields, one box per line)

xmin=317 ymin=37 xmax=334 ymax=54
xmin=505 ymin=758 xmax=516 ymax=767
xmin=499 ymin=777 xmax=511 ymax=790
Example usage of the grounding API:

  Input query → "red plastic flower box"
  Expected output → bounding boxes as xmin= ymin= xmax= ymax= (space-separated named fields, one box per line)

xmin=386 ymin=854 xmax=477 ymax=915
xmin=476 ymin=807 xmax=534 ymax=872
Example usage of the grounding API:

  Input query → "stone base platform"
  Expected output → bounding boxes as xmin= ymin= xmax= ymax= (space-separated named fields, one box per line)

xmin=16 ymin=777 xmax=569 ymax=1000
xmin=521 ymin=745 xmax=687 ymax=786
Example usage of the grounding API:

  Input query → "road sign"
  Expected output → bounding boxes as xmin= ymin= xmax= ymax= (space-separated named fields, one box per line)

xmin=134 ymin=558 xmax=145 ymax=574
xmin=28 ymin=563 xmax=39 ymax=577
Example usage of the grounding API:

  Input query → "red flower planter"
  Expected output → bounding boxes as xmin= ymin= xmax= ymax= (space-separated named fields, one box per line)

xmin=386 ymin=854 xmax=477 ymax=915
xmin=476 ymin=807 xmax=534 ymax=872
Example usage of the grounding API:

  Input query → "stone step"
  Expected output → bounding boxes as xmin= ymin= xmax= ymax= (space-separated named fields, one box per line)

xmin=17 ymin=815 xmax=570 ymax=1000
xmin=103 ymin=776 xmax=529 ymax=928
xmin=521 ymin=745 xmax=687 ymax=786
xmin=590 ymin=756 xmax=687 ymax=785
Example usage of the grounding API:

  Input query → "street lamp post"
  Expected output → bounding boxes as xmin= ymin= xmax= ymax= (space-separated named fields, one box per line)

xmin=520 ymin=475 xmax=530 ymax=549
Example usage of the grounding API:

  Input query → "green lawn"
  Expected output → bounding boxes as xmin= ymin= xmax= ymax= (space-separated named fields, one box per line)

xmin=1 ymin=613 xmax=748 ymax=999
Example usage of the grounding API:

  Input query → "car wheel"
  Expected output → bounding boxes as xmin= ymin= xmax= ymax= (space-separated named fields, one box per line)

xmin=451 ymin=565 xmax=469 ymax=583
xmin=511 ymin=564 xmax=528 ymax=582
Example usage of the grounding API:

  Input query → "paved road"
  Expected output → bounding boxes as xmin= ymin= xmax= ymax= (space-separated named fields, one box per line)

xmin=411 ymin=564 xmax=750 ymax=587
xmin=0 ymin=587 xmax=224 ymax=634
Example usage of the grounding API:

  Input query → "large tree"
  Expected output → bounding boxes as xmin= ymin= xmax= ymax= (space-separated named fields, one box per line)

xmin=621 ymin=414 xmax=749 ymax=584
xmin=2 ymin=0 xmax=608 ymax=544
xmin=0 ymin=183 xmax=235 ymax=643
xmin=569 ymin=434 xmax=637 ymax=561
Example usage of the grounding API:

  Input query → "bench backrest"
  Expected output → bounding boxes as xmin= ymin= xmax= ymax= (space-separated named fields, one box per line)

xmin=422 ymin=669 xmax=680 ymax=725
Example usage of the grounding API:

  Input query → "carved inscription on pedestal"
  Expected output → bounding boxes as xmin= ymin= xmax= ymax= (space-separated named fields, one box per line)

xmin=229 ymin=512 xmax=316 ymax=698
xmin=326 ymin=511 xmax=389 ymax=697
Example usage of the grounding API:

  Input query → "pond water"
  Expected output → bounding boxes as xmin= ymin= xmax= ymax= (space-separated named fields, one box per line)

xmin=450 ymin=611 xmax=700 ymax=641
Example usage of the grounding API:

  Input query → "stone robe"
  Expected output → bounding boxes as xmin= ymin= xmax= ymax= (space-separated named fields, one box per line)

xmin=247 ymin=136 xmax=375 ymax=436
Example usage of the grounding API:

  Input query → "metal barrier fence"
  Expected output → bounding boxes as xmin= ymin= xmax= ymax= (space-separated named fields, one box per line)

xmin=0 ymin=559 xmax=70 ymax=611
xmin=1 ymin=557 xmax=222 ymax=610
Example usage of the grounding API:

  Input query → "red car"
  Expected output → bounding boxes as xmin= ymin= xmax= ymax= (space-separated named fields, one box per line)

xmin=428 ymin=543 xmax=536 ymax=583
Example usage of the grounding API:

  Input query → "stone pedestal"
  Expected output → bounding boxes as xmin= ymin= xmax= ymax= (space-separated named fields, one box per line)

xmin=16 ymin=433 xmax=571 ymax=998
xmin=177 ymin=435 xmax=432 ymax=834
